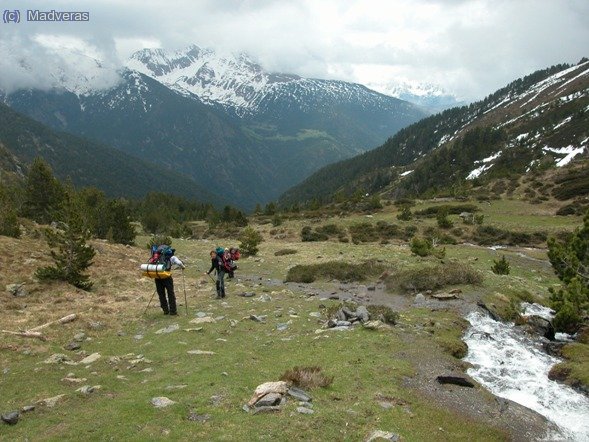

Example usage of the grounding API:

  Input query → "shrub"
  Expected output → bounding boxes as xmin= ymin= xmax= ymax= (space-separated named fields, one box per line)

xmin=404 ymin=225 xmax=418 ymax=240
xmin=437 ymin=210 xmax=454 ymax=229
xmin=397 ymin=206 xmax=413 ymax=221
xmin=386 ymin=262 xmax=483 ymax=293
xmin=414 ymin=204 xmax=479 ymax=217
xmin=147 ymin=234 xmax=172 ymax=249
xmin=436 ymin=337 xmax=468 ymax=358
xmin=280 ymin=366 xmax=333 ymax=389
xmin=376 ymin=221 xmax=401 ymax=239
xmin=275 ymin=248 xmax=298 ymax=256
xmin=301 ymin=226 xmax=328 ymax=242
xmin=317 ymin=224 xmax=344 ymax=236
xmin=366 ymin=305 xmax=399 ymax=325
xmin=285 ymin=260 xmax=386 ymax=283
xmin=492 ymin=255 xmax=511 ymax=275
xmin=472 ymin=226 xmax=546 ymax=246
xmin=410 ymin=236 xmax=445 ymax=258
xmin=410 ymin=236 xmax=433 ymax=257
xmin=239 ymin=226 xmax=263 ymax=256
xmin=349 ymin=222 xmax=379 ymax=243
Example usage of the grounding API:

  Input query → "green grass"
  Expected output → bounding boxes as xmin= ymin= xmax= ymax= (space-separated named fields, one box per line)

xmin=557 ymin=343 xmax=589 ymax=389
xmin=1 ymin=197 xmax=585 ymax=440
xmin=0 ymin=291 xmax=507 ymax=441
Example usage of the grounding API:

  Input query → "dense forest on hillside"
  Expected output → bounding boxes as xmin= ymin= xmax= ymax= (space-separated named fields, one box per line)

xmin=0 ymin=158 xmax=248 ymax=244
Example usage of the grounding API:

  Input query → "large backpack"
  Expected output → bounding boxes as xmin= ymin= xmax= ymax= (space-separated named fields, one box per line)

xmin=149 ymin=244 xmax=175 ymax=271
xmin=215 ymin=246 xmax=233 ymax=272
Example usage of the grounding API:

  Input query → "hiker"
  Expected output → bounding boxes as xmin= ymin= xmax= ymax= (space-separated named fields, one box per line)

xmin=205 ymin=248 xmax=230 ymax=299
xmin=227 ymin=247 xmax=240 ymax=279
xmin=153 ymin=249 xmax=185 ymax=315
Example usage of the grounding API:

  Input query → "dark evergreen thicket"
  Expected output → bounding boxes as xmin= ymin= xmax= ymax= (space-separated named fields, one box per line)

xmin=548 ymin=211 xmax=589 ymax=332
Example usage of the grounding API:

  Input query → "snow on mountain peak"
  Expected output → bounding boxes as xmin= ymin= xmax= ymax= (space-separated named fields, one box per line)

xmin=125 ymin=45 xmax=419 ymax=116
xmin=127 ymin=45 xmax=278 ymax=112
xmin=367 ymin=79 xmax=463 ymax=112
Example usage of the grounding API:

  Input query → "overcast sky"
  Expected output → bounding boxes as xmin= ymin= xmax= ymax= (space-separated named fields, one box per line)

xmin=1 ymin=0 xmax=588 ymax=100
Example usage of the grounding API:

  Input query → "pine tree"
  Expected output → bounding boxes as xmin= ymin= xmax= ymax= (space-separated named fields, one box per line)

xmin=239 ymin=226 xmax=263 ymax=256
xmin=491 ymin=255 xmax=511 ymax=275
xmin=103 ymin=199 xmax=136 ymax=245
xmin=22 ymin=158 xmax=64 ymax=224
xmin=0 ymin=184 xmax=20 ymax=238
xmin=547 ymin=210 xmax=589 ymax=332
xmin=35 ymin=193 xmax=95 ymax=290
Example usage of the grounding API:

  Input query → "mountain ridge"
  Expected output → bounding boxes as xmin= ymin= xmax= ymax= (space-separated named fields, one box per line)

xmin=279 ymin=60 xmax=589 ymax=206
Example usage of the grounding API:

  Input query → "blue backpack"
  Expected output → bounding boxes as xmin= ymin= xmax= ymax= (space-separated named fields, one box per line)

xmin=149 ymin=244 xmax=175 ymax=270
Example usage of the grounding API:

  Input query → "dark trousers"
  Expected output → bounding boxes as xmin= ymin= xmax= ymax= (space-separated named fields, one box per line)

xmin=155 ymin=277 xmax=177 ymax=314
xmin=216 ymin=270 xmax=226 ymax=298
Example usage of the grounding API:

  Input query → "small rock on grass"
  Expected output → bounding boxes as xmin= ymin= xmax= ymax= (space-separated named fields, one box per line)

xmin=187 ymin=350 xmax=215 ymax=355
xmin=38 ymin=394 xmax=66 ymax=408
xmin=366 ymin=430 xmax=401 ymax=441
xmin=187 ymin=411 xmax=211 ymax=422
xmin=1 ymin=411 xmax=19 ymax=425
xmin=155 ymin=324 xmax=180 ymax=334
xmin=64 ymin=342 xmax=81 ymax=351
xmin=76 ymin=385 xmax=101 ymax=395
xmin=79 ymin=353 xmax=101 ymax=365
xmin=288 ymin=387 xmax=311 ymax=402
xmin=296 ymin=406 xmax=314 ymax=414
xmin=151 ymin=397 xmax=176 ymax=408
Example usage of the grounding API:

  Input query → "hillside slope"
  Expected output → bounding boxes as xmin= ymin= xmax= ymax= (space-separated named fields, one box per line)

xmin=280 ymin=60 xmax=589 ymax=205
xmin=0 ymin=102 xmax=223 ymax=204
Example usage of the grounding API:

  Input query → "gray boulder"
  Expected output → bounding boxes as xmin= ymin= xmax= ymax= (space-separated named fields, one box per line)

xmin=1 ymin=411 xmax=19 ymax=425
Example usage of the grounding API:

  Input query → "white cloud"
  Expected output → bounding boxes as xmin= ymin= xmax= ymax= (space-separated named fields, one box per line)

xmin=0 ymin=0 xmax=587 ymax=100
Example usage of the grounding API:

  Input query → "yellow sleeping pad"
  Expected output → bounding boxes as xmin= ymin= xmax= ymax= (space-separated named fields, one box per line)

xmin=142 ymin=271 xmax=172 ymax=279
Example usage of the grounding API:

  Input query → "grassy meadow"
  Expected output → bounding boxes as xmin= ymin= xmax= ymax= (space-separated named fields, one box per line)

xmin=0 ymin=197 xmax=585 ymax=441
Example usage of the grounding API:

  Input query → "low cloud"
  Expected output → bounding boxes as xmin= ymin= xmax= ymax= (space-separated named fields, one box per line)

xmin=0 ymin=0 xmax=587 ymax=100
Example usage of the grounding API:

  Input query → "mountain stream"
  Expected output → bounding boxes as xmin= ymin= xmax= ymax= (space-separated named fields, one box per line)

xmin=463 ymin=304 xmax=589 ymax=441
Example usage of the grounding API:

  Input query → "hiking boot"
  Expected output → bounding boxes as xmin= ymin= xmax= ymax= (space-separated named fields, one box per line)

xmin=163 ymin=310 xmax=169 ymax=315
xmin=169 ymin=312 xmax=178 ymax=316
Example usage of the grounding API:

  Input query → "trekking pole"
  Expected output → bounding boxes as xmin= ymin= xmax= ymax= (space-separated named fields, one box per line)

xmin=182 ymin=269 xmax=188 ymax=316
xmin=143 ymin=288 xmax=157 ymax=316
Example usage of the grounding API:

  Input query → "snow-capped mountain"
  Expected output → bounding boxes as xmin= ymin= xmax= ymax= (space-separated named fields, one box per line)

xmin=3 ymin=45 xmax=428 ymax=208
xmin=367 ymin=80 xmax=465 ymax=113
xmin=126 ymin=45 xmax=425 ymax=120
